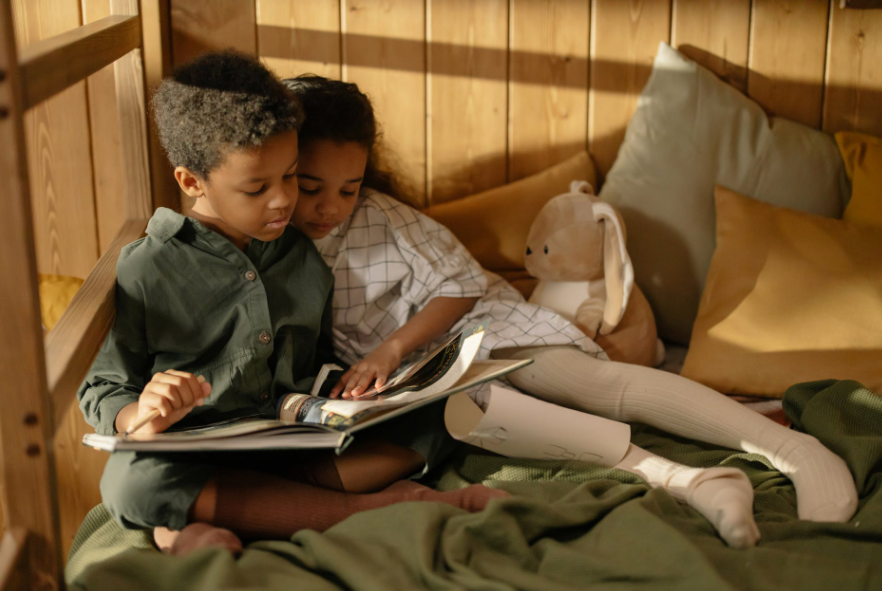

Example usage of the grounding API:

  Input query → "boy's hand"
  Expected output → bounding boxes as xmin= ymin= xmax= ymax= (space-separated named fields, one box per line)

xmin=130 ymin=370 xmax=211 ymax=434
xmin=330 ymin=343 xmax=403 ymax=399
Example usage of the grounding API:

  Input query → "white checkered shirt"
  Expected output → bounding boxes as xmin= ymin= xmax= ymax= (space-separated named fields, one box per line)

xmin=314 ymin=190 xmax=606 ymax=404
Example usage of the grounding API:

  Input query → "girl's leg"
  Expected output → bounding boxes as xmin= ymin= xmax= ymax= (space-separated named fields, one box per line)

xmin=494 ymin=346 xmax=858 ymax=522
xmin=615 ymin=444 xmax=759 ymax=548
xmin=289 ymin=440 xmax=427 ymax=493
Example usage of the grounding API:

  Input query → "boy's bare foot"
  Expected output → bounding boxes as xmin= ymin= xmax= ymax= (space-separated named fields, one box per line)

xmin=154 ymin=523 xmax=243 ymax=556
xmin=384 ymin=480 xmax=510 ymax=512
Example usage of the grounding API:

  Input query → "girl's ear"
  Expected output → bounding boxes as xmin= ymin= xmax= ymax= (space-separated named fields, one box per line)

xmin=592 ymin=201 xmax=634 ymax=335
xmin=174 ymin=166 xmax=205 ymax=198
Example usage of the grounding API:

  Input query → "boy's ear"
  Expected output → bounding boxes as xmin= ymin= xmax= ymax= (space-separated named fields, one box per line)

xmin=174 ymin=166 xmax=205 ymax=198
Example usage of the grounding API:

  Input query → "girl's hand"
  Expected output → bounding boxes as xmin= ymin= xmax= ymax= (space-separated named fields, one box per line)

xmin=130 ymin=370 xmax=211 ymax=434
xmin=330 ymin=343 xmax=403 ymax=399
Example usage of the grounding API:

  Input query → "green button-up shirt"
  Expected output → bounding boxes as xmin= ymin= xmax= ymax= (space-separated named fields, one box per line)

xmin=78 ymin=208 xmax=336 ymax=435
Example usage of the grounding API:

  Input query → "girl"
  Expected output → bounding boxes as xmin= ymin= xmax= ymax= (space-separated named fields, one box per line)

xmin=283 ymin=75 xmax=858 ymax=549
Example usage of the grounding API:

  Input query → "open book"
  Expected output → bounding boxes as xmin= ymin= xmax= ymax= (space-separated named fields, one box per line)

xmin=82 ymin=324 xmax=531 ymax=454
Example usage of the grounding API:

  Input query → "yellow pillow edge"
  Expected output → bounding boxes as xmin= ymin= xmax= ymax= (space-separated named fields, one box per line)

xmin=835 ymin=131 xmax=882 ymax=229
xmin=39 ymin=273 xmax=84 ymax=331
xmin=681 ymin=185 xmax=882 ymax=398
xmin=424 ymin=151 xmax=597 ymax=272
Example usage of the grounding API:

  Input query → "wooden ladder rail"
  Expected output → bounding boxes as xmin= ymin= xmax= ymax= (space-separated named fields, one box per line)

xmin=0 ymin=1 xmax=168 ymax=588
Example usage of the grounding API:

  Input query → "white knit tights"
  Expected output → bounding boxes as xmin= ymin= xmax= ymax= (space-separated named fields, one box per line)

xmin=494 ymin=346 xmax=858 ymax=523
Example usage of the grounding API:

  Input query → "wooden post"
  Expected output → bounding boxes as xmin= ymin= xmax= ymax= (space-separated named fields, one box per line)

xmin=140 ymin=0 xmax=178 ymax=212
xmin=112 ymin=0 xmax=154 ymax=219
xmin=0 ymin=0 xmax=63 ymax=588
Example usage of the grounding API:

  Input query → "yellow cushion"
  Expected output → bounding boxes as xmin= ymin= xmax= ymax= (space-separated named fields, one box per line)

xmin=425 ymin=152 xmax=597 ymax=297
xmin=39 ymin=274 xmax=84 ymax=331
xmin=837 ymin=132 xmax=882 ymax=229
xmin=681 ymin=185 xmax=882 ymax=398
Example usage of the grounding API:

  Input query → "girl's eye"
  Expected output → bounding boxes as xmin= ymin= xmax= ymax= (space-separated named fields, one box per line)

xmin=341 ymin=190 xmax=356 ymax=197
xmin=283 ymin=172 xmax=297 ymax=181
xmin=298 ymin=186 xmax=320 ymax=195
xmin=245 ymin=186 xmax=266 ymax=197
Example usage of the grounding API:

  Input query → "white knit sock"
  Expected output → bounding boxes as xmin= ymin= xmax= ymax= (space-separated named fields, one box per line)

xmin=495 ymin=346 xmax=858 ymax=522
xmin=616 ymin=444 xmax=759 ymax=548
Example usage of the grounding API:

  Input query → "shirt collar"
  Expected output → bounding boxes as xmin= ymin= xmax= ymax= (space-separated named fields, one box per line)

xmin=146 ymin=207 xmax=188 ymax=243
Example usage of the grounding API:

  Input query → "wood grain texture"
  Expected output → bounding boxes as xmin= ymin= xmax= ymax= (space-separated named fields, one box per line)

xmin=171 ymin=0 xmax=257 ymax=64
xmin=748 ymin=0 xmax=830 ymax=127
xmin=0 ymin=3 xmax=62 ymax=587
xmin=12 ymin=0 xmax=100 ymax=281
xmin=342 ymin=0 xmax=427 ymax=206
xmin=823 ymin=2 xmax=882 ymax=136
xmin=589 ymin=0 xmax=671 ymax=176
xmin=509 ymin=0 xmax=589 ymax=182
xmin=256 ymin=0 xmax=341 ymax=80
xmin=82 ymin=0 xmax=126 ymax=254
xmin=427 ymin=0 xmax=507 ymax=204
xmin=141 ymin=0 xmax=178 ymax=212
xmin=112 ymin=1 xmax=153 ymax=220
xmin=671 ymin=0 xmax=750 ymax=92
xmin=17 ymin=14 xmax=140 ymax=110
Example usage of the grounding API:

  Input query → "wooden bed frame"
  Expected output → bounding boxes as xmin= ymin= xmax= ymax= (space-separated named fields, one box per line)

xmin=0 ymin=2 xmax=168 ymax=588
xmin=1 ymin=1 xmax=880 ymax=589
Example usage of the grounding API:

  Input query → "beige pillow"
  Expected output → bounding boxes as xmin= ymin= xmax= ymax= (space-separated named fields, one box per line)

xmin=681 ymin=186 xmax=882 ymax=398
xmin=425 ymin=151 xmax=597 ymax=298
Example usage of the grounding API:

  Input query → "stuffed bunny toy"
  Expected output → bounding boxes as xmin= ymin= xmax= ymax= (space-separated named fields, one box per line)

xmin=525 ymin=181 xmax=663 ymax=367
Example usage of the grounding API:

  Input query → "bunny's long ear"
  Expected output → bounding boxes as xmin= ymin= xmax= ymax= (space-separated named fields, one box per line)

xmin=592 ymin=202 xmax=634 ymax=335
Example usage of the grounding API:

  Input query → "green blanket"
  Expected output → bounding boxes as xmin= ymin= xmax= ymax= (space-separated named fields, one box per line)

xmin=66 ymin=380 xmax=882 ymax=590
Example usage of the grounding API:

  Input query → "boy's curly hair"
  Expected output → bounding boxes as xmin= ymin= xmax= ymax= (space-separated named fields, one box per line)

xmin=153 ymin=50 xmax=304 ymax=179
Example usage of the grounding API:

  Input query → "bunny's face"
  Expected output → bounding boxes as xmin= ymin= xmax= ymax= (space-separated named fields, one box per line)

xmin=525 ymin=194 xmax=604 ymax=282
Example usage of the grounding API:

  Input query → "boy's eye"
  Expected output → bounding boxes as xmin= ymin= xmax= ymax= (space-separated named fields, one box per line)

xmin=245 ymin=186 xmax=266 ymax=197
xmin=298 ymin=186 xmax=320 ymax=195
xmin=283 ymin=172 xmax=297 ymax=180
xmin=341 ymin=190 xmax=356 ymax=197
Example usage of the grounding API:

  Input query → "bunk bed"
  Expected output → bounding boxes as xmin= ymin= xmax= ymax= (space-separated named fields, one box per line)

xmin=2 ymin=1 xmax=882 ymax=590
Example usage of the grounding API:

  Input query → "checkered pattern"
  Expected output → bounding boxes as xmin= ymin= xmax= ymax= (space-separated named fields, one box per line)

xmin=315 ymin=190 xmax=606 ymax=377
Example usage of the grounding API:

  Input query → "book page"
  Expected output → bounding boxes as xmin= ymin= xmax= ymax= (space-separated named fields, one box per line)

xmin=444 ymin=384 xmax=631 ymax=467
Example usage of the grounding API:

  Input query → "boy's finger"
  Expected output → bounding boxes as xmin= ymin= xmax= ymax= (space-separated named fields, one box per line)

xmin=163 ymin=370 xmax=200 ymax=406
xmin=197 ymin=375 xmax=211 ymax=397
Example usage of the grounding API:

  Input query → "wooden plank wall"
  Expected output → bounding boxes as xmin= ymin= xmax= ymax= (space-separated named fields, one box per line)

xmin=3 ymin=0 xmax=881 ymax=559
xmin=162 ymin=0 xmax=882 ymax=204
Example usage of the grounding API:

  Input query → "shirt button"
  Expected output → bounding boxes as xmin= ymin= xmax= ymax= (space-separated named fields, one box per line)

xmin=258 ymin=331 xmax=272 ymax=345
xmin=244 ymin=270 xmax=257 ymax=281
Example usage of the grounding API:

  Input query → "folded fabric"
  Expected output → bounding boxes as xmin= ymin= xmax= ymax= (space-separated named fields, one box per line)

xmin=837 ymin=131 xmax=882 ymax=229
xmin=681 ymin=186 xmax=882 ymax=398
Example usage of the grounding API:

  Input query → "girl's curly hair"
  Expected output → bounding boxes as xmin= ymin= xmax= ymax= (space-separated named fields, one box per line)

xmin=282 ymin=75 xmax=413 ymax=206
xmin=153 ymin=50 xmax=304 ymax=179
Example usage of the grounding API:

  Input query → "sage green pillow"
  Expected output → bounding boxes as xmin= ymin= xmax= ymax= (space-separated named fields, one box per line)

xmin=599 ymin=43 xmax=849 ymax=345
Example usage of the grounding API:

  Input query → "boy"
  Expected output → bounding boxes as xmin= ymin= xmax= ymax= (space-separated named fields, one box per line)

xmin=78 ymin=51 xmax=506 ymax=556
